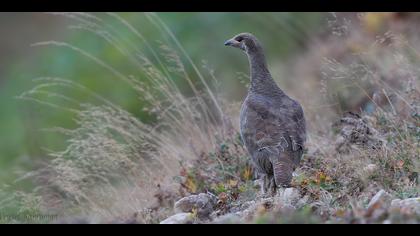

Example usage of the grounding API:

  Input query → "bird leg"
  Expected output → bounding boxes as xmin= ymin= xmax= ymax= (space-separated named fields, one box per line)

xmin=268 ymin=176 xmax=277 ymax=196
xmin=260 ymin=174 xmax=277 ymax=197
xmin=259 ymin=174 xmax=270 ymax=197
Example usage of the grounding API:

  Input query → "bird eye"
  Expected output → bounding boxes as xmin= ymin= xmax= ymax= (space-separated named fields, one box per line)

xmin=236 ymin=37 xmax=243 ymax=42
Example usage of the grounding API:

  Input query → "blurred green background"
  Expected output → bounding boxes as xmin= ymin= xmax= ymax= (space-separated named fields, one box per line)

xmin=0 ymin=12 xmax=325 ymax=189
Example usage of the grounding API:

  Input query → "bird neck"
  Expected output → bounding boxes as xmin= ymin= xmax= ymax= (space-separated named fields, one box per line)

xmin=247 ymin=50 xmax=283 ymax=96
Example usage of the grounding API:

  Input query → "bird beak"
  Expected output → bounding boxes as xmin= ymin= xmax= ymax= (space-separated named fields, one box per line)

xmin=224 ymin=39 xmax=239 ymax=47
xmin=224 ymin=38 xmax=245 ymax=51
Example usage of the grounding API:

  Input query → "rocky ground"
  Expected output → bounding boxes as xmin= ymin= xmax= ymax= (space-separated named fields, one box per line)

xmin=150 ymin=111 xmax=419 ymax=224
xmin=160 ymin=188 xmax=420 ymax=224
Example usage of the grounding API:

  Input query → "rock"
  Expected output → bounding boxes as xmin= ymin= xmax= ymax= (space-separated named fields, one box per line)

xmin=296 ymin=195 xmax=310 ymax=209
xmin=212 ymin=213 xmax=242 ymax=224
xmin=174 ymin=193 xmax=216 ymax=218
xmin=382 ymin=219 xmax=392 ymax=224
xmin=238 ymin=197 xmax=276 ymax=221
xmin=229 ymin=200 xmax=256 ymax=213
xmin=160 ymin=213 xmax=193 ymax=224
xmin=210 ymin=189 xmax=305 ymax=224
xmin=367 ymin=189 xmax=392 ymax=211
xmin=53 ymin=216 xmax=93 ymax=224
xmin=365 ymin=190 xmax=393 ymax=220
xmin=277 ymin=187 xmax=300 ymax=206
xmin=390 ymin=197 xmax=420 ymax=215
xmin=272 ymin=187 xmax=300 ymax=213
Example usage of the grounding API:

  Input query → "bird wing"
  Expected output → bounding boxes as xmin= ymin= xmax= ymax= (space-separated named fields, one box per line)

xmin=244 ymin=95 xmax=306 ymax=165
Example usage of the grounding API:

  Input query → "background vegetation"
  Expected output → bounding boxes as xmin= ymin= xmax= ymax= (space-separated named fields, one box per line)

xmin=0 ymin=12 xmax=322 ymax=184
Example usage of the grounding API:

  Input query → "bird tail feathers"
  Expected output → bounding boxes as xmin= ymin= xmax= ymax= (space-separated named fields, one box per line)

xmin=272 ymin=157 xmax=294 ymax=187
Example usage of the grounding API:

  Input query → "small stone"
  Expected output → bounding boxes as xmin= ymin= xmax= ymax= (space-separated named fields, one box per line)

xmin=382 ymin=219 xmax=392 ymax=224
xmin=174 ymin=193 xmax=216 ymax=218
xmin=239 ymin=198 xmax=274 ymax=221
xmin=390 ymin=197 xmax=420 ymax=215
xmin=277 ymin=187 xmax=300 ymax=206
xmin=160 ymin=213 xmax=193 ymax=224
xmin=213 ymin=213 xmax=241 ymax=224
xmin=296 ymin=195 xmax=310 ymax=209
xmin=367 ymin=189 xmax=392 ymax=211
xmin=230 ymin=200 xmax=255 ymax=213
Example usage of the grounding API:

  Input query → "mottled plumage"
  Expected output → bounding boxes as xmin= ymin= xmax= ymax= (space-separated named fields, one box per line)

xmin=225 ymin=33 xmax=306 ymax=195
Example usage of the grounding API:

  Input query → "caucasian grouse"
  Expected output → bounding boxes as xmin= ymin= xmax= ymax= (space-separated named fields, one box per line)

xmin=224 ymin=33 xmax=306 ymax=195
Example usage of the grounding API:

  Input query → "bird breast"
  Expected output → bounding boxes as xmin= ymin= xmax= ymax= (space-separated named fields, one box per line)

xmin=240 ymin=91 xmax=305 ymax=173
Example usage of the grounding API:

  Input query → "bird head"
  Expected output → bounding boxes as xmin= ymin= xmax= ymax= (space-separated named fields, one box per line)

xmin=224 ymin=32 xmax=261 ymax=54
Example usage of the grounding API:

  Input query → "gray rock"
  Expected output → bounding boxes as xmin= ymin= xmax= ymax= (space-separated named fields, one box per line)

xmin=277 ymin=187 xmax=300 ymax=206
xmin=174 ymin=193 xmax=216 ymax=218
xmin=382 ymin=219 xmax=392 ymax=224
xmin=367 ymin=189 xmax=393 ymax=211
xmin=212 ymin=213 xmax=242 ymax=224
xmin=160 ymin=213 xmax=193 ymax=224
xmin=390 ymin=197 xmax=420 ymax=215
xmin=239 ymin=197 xmax=275 ymax=221
xmin=296 ymin=195 xmax=310 ymax=209
xmin=52 ymin=217 xmax=92 ymax=224
xmin=230 ymin=200 xmax=256 ymax=213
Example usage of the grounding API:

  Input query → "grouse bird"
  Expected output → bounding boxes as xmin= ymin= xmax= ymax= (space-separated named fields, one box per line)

xmin=224 ymin=33 xmax=306 ymax=195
